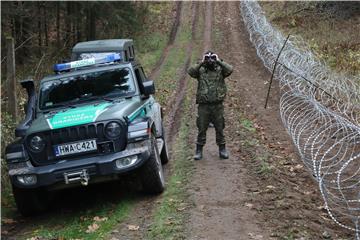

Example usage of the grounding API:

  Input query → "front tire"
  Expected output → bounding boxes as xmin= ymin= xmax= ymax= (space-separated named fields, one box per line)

xmin=141 ymin=136 xmax=165 ymax=194
xmin=12 ymin=186 xmax=50 ymax=216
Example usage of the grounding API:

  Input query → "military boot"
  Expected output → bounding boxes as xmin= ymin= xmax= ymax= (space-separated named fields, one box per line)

xmin=194 ymin=145 xmax=203 ymax=160
xmin=219 ymin=144 xmax=229 ymax=159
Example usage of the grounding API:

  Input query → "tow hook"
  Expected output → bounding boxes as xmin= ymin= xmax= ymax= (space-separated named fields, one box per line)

xmin=64 ymin=169 xmax=90 ymax=186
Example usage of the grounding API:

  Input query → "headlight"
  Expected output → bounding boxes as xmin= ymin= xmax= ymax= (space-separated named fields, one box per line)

xmin=29 ymin=135 xmax=45 ymax=152
xmin=105 ymin=122 xmax=121 ymax=139
xmin=17 ymin=174 xmax=37 ymax=185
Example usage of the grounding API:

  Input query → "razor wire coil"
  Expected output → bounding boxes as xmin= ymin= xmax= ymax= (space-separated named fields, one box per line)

xmin=240 ymin=2 xmax=360 ymax=238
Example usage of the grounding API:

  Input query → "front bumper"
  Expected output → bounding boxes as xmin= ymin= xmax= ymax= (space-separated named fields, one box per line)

xmin=8 ymin=140 xmax=151 ymax=189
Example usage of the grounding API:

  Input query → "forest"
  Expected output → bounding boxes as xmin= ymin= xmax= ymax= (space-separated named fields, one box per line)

xmin=1 ymin=1 xmax=147 ymax=65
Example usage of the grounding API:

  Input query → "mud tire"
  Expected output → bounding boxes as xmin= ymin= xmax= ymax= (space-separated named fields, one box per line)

xmin=12 ymin=186 xmax=50 ymax=216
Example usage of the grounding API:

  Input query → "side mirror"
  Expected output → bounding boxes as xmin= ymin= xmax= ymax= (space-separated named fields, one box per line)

xmin=15 ymin=79 xmax=36 ymax=137
xmin=20 ymin=78 xmax=35 ymax=90
xmin=143 ymin=80 xmax=155 ymax=96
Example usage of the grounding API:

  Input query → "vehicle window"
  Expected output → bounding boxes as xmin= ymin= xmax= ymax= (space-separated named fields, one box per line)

xmin=39 ymin=68 xmax=136 ymax=110
xmin=129 ymin=47 xmax=133 ymax=58
xmin=79 ymin=52 xmax=117 ymax=60
xmin=124 ymin=50 xmax=128 ymax=61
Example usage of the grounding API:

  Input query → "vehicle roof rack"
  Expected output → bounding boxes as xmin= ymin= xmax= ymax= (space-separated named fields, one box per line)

xmin=71 ymin=39 xmax=135 ymax=62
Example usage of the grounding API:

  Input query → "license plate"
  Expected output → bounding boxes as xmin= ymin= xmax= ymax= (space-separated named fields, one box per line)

xmin=54 ymin=140 xmax=97 ymax=157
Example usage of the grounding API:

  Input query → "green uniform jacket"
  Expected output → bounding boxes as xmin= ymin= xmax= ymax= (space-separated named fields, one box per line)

xmin=187 ymin=60 xmax=233 ymax=104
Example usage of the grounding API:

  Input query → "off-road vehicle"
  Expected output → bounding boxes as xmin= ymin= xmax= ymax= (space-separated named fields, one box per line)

xmin=5 ymin=39 xmax=169 ymax=216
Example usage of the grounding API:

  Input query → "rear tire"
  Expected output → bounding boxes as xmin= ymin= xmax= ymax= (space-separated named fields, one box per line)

xmin=12 ymin=186 xmax=50 ymax=216
xmin=141 ymin=136 xmax=165 ymax=194
xmin=160 ymin=125 xmax=169 ymax=164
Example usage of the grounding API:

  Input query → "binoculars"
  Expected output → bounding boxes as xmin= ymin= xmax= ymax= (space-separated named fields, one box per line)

xmin=203 ymin=52 xmax=218 ymax=63
xmin=204 ymin=55 xmax=217 ymax=61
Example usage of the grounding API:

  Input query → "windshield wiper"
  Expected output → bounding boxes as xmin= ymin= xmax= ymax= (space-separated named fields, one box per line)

xmin=101 ymin=97 xmax=116 ymax=102
xmin=86 ymin=96 xmax=116 ymax=103
xmin=42 ymin=104 xmax=76 ymax=114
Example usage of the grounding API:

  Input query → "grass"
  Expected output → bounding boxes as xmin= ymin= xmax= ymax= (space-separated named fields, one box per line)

xmin=240 ymin=118 xmax=256 ymax=133
xmin=147 ymin=66 xmax=195 ymax=240
xmin=27 ymin=197 xmax=133 ymax=240
xmin=260 ymin=2 xmax=360 ymax=75
xmin=256 ymin=154 xmax=273 ymax=176
xmin=136 ymin=31 xmax=169 ymax=74
xmin=146 ymin=3 xmax=202 ymax=238
xmin=136 ymin=2 xmax=173 ymax=74
xmin=153 ymin=9 xmax=193 ymax=107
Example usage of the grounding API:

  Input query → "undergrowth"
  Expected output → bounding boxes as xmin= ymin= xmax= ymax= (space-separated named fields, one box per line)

xmin=261 ymin=2 xmax=360 ymax=75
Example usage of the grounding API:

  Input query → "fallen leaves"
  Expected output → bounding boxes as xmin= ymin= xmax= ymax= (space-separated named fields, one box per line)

xmin=127 ymin=224 xmax=140 ymax=231
xmin=93 ymin=216 xmax=108 ymax=222
xmin=84 ymin=216 xmax=108 ymax=233
xmin=266 ymin=185 xmax=276 ymax=190
xmin=85 ymin=223 xmax=99 ymax=233
xmin=164 ymin=219 xmax=174 ymax=225
xmin=245 ymin=203 xmax=254 ymax=209
xmin=2 ymin=218 xmax=17 ymax=224
xmin=248 ymin=232 xmax=264 ymax=239
xmin=176 ymin=207 xmax=186 ymax=211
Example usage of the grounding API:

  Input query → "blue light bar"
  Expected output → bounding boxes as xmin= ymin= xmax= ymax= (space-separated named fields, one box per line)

xmin=54 ymin=53 xmax=122 ymax=72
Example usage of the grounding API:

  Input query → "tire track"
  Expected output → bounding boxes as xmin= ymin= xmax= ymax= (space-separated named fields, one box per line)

xmin=165 ymin=2 xmax=199 ymax=149
xmin=203 ymin=1 xmax=213 ymax=51
xmin=149 ymin=2 xmax=182 ymax=80
xmin=107 ymin=3 xmax=200 ymax=239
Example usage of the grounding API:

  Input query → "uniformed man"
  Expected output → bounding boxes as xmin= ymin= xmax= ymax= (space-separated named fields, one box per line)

xmin=188 ymin=51 xmax=233 ymax=160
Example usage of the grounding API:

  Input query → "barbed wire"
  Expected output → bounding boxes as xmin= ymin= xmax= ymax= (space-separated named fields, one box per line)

xmin=240 ymin=2 xmax=360 ymax=238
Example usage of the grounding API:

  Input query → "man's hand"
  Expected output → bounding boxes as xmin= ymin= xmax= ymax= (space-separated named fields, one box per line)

xmin=201 ymin=54 xmax=207 ymax=64
xmin=211 ymin=53 xmax=219 ymax=62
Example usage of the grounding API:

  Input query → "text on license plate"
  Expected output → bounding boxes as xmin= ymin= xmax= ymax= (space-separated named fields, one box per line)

xmin=54 ymin=140 xmax=97 ymax=157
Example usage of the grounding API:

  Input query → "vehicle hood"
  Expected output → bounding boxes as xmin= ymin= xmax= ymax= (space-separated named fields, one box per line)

xmin=27 ymin=98 xmax=145 ymax=135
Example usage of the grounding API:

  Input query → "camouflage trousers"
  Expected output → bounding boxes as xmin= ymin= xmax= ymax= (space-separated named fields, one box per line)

xmin=196 ymin=102 xmax=225 ymax=146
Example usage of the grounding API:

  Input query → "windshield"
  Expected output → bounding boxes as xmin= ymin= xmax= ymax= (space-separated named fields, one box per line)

xmin=39 ymin=67 xmax=136 ymax=110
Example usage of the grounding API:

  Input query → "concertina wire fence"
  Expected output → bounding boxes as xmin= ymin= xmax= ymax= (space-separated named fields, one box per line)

xmin=240 ymin=1 xmax=360 ymax=238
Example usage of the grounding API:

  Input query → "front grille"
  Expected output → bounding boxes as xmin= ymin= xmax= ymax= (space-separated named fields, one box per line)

xmin=26 ymin=120 xmax=127 ymax=166
xmin=48 ymin=123 xmax=105 ymax=145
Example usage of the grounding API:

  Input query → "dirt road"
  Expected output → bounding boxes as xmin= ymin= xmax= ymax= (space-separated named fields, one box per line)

xmin=187 ymin=2 xmax=272 ymax=239
xmin=185 ymin=1 xmax=350 ymax=239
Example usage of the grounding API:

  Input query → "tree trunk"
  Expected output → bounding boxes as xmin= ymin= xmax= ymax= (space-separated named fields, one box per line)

xmin=87 ymin=5 xmax=96 ymax=40
xmin=6 ymin=37 xmax=18 ymax=120
xmin=64 ymin=1 xmax=72 ymax=46
xmin=76 ymin=3 xmax=82 ymax=42
xmin=38 ymin=2 xmax=42 ymax=54
xmin=21 ymin=3 xmax=30 ymax=62
xmin=56 ymin=2 xmax=61 ymax=48
xmin=43 ymin=3 xmax=49 ymax=47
